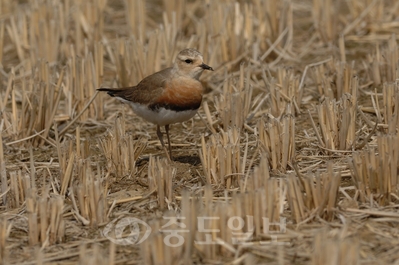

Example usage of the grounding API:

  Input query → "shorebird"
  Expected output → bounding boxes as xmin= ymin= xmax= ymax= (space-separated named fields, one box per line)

xmin=98 ymin=48 xmax=213 ymax=161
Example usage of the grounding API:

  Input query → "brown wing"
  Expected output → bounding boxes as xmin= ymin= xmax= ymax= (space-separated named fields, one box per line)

xmin=97 ymin=67 xmax=173 ymax=104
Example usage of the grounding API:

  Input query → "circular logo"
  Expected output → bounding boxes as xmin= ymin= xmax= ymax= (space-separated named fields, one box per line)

xmin=103 ymin=217 xmax=152 ymax=245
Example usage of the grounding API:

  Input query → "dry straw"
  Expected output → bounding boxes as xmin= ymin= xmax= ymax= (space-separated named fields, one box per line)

xmin=295 ymin=162 xmax=342 ymax=221
xmin=263 ymin=67 xmax=301 ymax=118
xmin=0 ymin=121 xmax=7 ymax=206
xmin=0 ymin=217 xmax=10 ymax=262
xmin=148 ymin=156 xmax=176 ymax=210
xmin=311 ymin=229 xmax=359 ymax=265
xmin=1 ymin=0 xmax=399 ymax=264
xmin=99 ymin=114 xmax=147 ymax=178
xmin=350 ymin=132 xmax=399 ymax=205
xmin=199 ymin=127 xmax=247 ymax=189
xmin=258 ymin=111 xmax=295 ymax=173
xmin=69 ymin=163 xmax=109 ymax=227
xmin=26 ymin=187 xmax=65 ymax=246
xmin=78 ymin=243 xmax=113 ymax=265
xmin=213 ymin=64 xmax=253 ymax=130
xmin=311 ymin=59 xmax=357 ymax=100
xmin=310 ymin=91 xmax=358 ymax=151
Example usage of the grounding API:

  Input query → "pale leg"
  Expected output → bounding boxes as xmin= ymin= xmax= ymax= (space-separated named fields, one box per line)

xmin=156 ymin=125 xmax=172 ymax=162
xmin=165 ymin=124 xmax=172 ymax=159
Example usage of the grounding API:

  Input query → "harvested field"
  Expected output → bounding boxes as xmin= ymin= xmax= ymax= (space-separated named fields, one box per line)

xmin=1 ymin=0 xmax=399 ymax=264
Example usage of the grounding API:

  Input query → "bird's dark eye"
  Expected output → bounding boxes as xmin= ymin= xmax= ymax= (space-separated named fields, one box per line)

xmin=184 ymin=59 xmax=193 ymax=64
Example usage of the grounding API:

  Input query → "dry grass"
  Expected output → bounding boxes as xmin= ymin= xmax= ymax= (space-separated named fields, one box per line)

xmin=1 ymin=0 xmax=399 ymax=264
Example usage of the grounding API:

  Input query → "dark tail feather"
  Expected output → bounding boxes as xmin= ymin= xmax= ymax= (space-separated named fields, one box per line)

xmin=97 ymin=87 xmax=125 ymax=97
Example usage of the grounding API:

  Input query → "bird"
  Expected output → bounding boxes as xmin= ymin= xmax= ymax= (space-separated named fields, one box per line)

xmin=98 ymin=48 xmax=213 ymax=161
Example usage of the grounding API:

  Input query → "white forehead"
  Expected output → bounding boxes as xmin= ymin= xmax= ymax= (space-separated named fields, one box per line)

xmin=176 ymin=48 xmax=203 ymax=60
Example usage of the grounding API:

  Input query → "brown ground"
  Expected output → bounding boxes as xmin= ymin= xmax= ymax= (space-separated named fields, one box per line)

xmin=1 ymin=0 xmax=399 ymax=264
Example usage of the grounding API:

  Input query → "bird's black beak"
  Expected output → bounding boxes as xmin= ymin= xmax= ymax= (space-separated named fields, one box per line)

xmin=200 ymin=63 xmax=213 ymax=71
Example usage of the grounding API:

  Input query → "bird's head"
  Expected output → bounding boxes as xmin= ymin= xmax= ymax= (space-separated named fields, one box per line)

xmin=174 ymin=48 xmax=213 ymax=79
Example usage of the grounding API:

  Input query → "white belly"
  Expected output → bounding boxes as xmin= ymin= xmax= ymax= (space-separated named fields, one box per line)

xmin=119 ymin=99 xmax=198 ymax=126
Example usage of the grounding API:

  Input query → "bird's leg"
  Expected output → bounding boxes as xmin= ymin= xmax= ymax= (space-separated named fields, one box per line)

xmin=156 ymin=125 xmax=171 ymax=162
xmin=165 ymin=124 xmax=172 ymax=159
